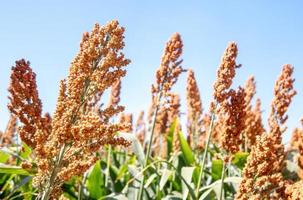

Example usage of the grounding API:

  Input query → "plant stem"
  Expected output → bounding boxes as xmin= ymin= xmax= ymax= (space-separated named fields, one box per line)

xmin=195 ymin=110 xmax=215 ymax=198
xmin=105 ymin=145 xmax=112 ymax=188
xmin=219 ymin=160 xmax=226 ymax=200
xmin=137 ymin=93 xmax=162 ymax=200
xmin=41 ymin=144 xmax=66 ymax=200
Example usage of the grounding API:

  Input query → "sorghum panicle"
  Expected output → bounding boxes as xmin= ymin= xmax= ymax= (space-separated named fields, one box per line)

xmin=213 ymin=42 xmax=240 ymax=104
xmin=269 ymin=64 xmax=296 ymax=142
xmin=8 ymin=20 xmax=131 ymax=198
xmin=186 ymin=69 xmax=203 ymax=149
xmin=242 ymin=75 xmax=265 ymax=149
xmin=244 ymin=98 xmax=265 ymax=148
xmin=8 ymin=59 xmax=51 ymax=150
xmin=236 ymin=64 xmax=297 ymax=199
xmin=151 ymin=33 xmax=184 ymax=97
xmin=219 ymin=87 xmax=246 ymax=154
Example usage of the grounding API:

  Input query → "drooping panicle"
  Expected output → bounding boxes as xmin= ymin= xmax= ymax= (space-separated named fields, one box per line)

xmin=186 ymin=69 xmax=203 ymax=149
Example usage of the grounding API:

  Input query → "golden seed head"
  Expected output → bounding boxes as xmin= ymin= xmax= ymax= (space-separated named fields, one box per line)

xmin=213 ymin=42 xmax=239 ymax=104
xmin=268 ymin=64 xmax=296 ymax=143
xmin=220 ymin=87 xmax=247 ymax=153
xmin=152 ymin=33 xmax=184 ymax=96
xmin=186 ymin=69 xmax=203 ymax=149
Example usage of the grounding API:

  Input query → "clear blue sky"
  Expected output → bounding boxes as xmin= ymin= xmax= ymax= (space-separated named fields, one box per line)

xmin=1 ymin=1 xmax=303 ymax=142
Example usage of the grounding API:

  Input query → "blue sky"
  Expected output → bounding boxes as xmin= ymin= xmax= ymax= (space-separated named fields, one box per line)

xmin=0 ymin=1 xmax=303 ymax=142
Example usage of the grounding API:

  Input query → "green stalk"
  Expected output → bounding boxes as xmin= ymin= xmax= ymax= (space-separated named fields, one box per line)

xmin=41 ymin=144 xmax=66 ymax=200
xmin=105 ymin=145 xmax=112 ymax=188
xmin=195 ymin=110 xmax=215 ymax=198
xmin=137 ymin=93 xmax=162 ymax=200
xmin=219 ymin=160 xmax=226 ymax=200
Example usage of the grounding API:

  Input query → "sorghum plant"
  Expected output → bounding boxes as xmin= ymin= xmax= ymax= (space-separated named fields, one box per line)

xmin=7 ymin=20 xmax=131 ymax=199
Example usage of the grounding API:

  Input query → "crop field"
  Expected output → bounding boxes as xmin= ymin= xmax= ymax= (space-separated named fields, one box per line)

xmin=0 ymin=19 xmax=302 ymax=200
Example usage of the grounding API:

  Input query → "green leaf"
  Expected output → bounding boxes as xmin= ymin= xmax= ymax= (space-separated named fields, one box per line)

xmin=144 ymin=173 xmax=157 ymax=188
xmin=160 ymin=169 xmax=173 ymax=190
xmin=0 ymin=150 xmax=10 ymax=163
xmin=100 ymin=160 xmax=124 ymax=192
xmin=199 ymin=187 xmax=213 ymax=200
xmin=0 ymin=164 xmax=32 ymax=175
xmin=178 ymin=131 xmax=195 ymax=166
xmin=98 ymin=193 xmax=128 ymax=200
xmin=86 ymin=161 xmax=104 ymax=199
xmin=199 ymin=177 xmax=242 ymax=199
xmin=119 ymin=132 xmax=145 ymax=166
xmin=211 ymin=159 xmax=223 ymax=181
xmin=166 ymin=119 xmax=178 ymax=157
xmin=232 ymin=152 xmax=249 ymax=170
xmin=181 ymin=167 xmax=195 ymax=199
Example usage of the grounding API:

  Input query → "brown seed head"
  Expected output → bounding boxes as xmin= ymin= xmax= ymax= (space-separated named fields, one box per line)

xmin=269 ymin=64 xmax=296 ymax=143
xmin=8 ymin=59 xmax=50 ymax=149
xmin=18 ymin=21 xmax=131 ymax=197
xmin=213 ymin=42 xmax=239 ymax=104
xmin=220 ymin=87 xmax=247 ymax=153
xmin=235 ymin=134 xmax=287 ymax=199
xmin=285 ymin=180 xmax=303 ymax=200
xmin=244 ymin=98 xmax=265 ymax=148
xmin=186 ymin=69 xmax=203 ymax=148
xmin=151 ymin=33 xmax=183 ymax=96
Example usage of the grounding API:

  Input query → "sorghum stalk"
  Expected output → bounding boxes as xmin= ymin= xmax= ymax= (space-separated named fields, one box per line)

xmin=137 ymin=33 xmax=183 ymax=200
xmin=41 ymin=144 xmax=67 ymax=200
xmin=137 ymin=92 xmax=162 ymax=200
xmin=105 ymin=145 xmax=112 ymax=188
xmin=195 ymin=105 xmax=216 ymax=198
xmin=219 ymin=160 xmax=226 ymax=200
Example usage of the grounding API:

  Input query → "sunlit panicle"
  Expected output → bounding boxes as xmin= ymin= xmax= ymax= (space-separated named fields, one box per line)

xmin=9 ymin=21 xmax=131 ymax=198
xmin=268 ymin=64 xmax=296 ymax=143
xmin=213 ymin=42 xmax=240 ymax=104
xmin=220 ymin=87 xmax=246 ymax=154
xmin=186 ymin=69 xmax=203 ymax=149
xmin=151 ymin=33 xmax=184 ymax=97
